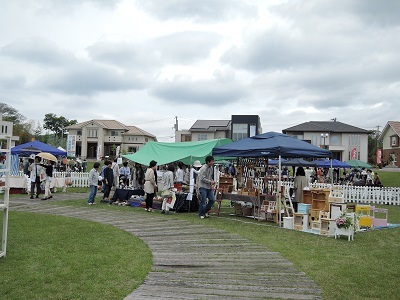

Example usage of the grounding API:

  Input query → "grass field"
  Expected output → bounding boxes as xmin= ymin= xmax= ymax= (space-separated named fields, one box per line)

xmin=376 ymin=170 xmax=400 ymax=187
xmin=40 ymin=196 xmax=400 ymax=300
xmin=0 ymin=212 xmax=152 ymax=300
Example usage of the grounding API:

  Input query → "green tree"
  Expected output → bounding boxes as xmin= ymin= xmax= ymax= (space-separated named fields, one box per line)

xmin=368 ymin=130 xmax=382 ymax=165
xmin=43 ymin=113 xmax=77 ymax=138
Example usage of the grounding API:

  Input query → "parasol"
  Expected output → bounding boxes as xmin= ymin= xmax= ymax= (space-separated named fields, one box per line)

xmin=37 ymin=152 xmax=58 ymax=162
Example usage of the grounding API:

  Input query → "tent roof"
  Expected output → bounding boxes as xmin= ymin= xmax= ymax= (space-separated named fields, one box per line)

xmin=281 ymin=158 xmax=316 ymax=167
xmin=11 ymin=140 xmax=67 ymax=156
xmin=314 ymin=159 xmax=351 ymax=168
xmin=122 ymin=138 xmax=232 ymax=166
xmin=212 ymin=132 xmax=331 ymax=158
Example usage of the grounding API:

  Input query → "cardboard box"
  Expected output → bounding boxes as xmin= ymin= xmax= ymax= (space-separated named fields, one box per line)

xmin=234 ymin=203 xmax=243 ymax=215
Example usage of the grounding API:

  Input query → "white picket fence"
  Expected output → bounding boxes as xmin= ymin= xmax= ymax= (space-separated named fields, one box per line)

xmin=252 ymin=177 xmax=400 ymax=206
xmin=17 ymin=171 xmax=90 ymax=188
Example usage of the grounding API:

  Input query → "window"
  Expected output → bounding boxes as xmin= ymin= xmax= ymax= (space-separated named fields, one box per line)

xmin=77 ymin=130 xmax=82 ymax=136
xmin=391 ymin=136 xmax=398 ymax=147
xmin=232 ymin=123 xmax=247 ymax=141
xmin=250 ymin=124 xmax=256 ymax=137
xmin=1 ymin=125 xmax=7 ymax=134
xmin=111 ymin=130 xmax=119 ymax=136
xmin=198 ymin=134 xmax=208 ymax=141
xmin=87 ymin=129 xmax=98 ymax=138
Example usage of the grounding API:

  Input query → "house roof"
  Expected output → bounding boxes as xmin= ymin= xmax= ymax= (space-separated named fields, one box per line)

xmin=379 ymin=121 xmax=400 ymax=140
xmin=282 ymin=121 xmax=370 ymax=134
xmin=190 ymin=120 xmax=231 ymax=132
xmin=123 ymin=126 xmax=157 ymax=140
xmin=67 ymin=119 xmax=128 ymax=130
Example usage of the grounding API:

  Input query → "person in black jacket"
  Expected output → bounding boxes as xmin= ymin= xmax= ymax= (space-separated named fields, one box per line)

xmin=102 ymin=160 xmax=114 ymax=201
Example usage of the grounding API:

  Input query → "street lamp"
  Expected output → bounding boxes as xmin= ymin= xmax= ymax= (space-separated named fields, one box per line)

xmin=321 ymin=133 xmax=329 ymax=149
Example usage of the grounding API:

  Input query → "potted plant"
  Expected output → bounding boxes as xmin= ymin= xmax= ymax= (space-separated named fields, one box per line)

xmin=335 ymin=212 xmax=355 ymax=241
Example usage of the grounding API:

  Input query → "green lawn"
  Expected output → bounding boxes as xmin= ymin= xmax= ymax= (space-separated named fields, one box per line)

xmin=44 ymin=196 xmax=400 ymax=300
xmin=376 ymin=170 xmax=400 ymax=187
xmin=0 ymin=212 xmax=152 ymax=300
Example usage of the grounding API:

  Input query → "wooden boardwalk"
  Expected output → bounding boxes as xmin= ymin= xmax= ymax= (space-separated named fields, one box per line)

xmin=9 ymin=194 xmax=322 ymax=299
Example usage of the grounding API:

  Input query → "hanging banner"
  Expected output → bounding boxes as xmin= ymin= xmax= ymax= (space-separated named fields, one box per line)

xmin=116 ymin=145 xmax=121 ymax=158
xmin=376 ymin=148 xmax=382 ymax=164
xmin=351 ymin=147 xmax=357 ymax=160
xmin=67 ymin=135 xmax=76 ymax=157
xmin=97 ymin=144 xmax=102 ymax=161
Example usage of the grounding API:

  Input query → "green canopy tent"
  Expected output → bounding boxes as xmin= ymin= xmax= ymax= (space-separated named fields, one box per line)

xmin=122 ymin=138 xmax=232 ymax=166
xmin=345 ymin=159 xmax=373 ymax=169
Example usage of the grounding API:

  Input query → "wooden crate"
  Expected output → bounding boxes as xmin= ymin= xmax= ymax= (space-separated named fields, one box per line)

xmin=234 ymin=203 xmax=242 ymax=216
xmin=242 ymin=206 xmax=253 ymax=217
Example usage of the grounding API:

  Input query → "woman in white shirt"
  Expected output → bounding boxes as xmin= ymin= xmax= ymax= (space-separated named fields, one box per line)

xmin=144 ymin=160 xmax=157 ymax=212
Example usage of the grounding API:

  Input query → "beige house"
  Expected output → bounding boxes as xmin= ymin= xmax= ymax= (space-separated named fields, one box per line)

xmin=379 ymin=121 xmax=400 ymax=167
xmin=66 ymin=120 xmax=157 ymax=159
xmin=282 ymin=120 xmax=371 ymax=162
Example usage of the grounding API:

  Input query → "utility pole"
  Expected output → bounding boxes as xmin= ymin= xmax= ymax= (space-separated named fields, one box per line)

xmin=174 ymin=116 xmax=178 ymax=131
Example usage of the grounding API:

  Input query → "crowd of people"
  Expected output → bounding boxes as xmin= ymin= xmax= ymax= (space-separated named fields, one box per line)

xmin=85 ymin=155 xmax=217 ymax=219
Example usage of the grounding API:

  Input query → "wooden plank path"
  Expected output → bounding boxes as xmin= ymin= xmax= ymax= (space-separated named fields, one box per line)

xmin=9 ymin=194 xmax=322 ymax=299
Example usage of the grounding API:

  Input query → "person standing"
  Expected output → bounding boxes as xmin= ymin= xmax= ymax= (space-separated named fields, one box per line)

xmin=197 ymin=155 xmax=216 ymax=219
xmin=144 ymin=160 xmax=157 ymax=212
xmin=161 ymin=164 xmax=175 ymax=214
xmin=40 ymin=160 xmax=55 ymax=200
xmin=293 ymin=167 xmax=308 ymax=212
xmin=111 ymin=158 xmax=120 ymax=190
xmin=82 ymin=159 xmax=87 ymax=172
xmin=87 ymin=162 xmax=100 ymax=205
xmin=102 ymin=160 xmax=114 ymax=202
xmin=29 ymin=156 xmax=43 ymax=199
xmin=175 ymin=162 xmax=184 ymax=183
xmin=119 ymin=161 xmax=131 ymax=187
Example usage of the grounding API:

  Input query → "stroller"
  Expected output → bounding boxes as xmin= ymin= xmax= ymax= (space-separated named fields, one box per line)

xmin=119 ymin=175 xmax=129 ymax=189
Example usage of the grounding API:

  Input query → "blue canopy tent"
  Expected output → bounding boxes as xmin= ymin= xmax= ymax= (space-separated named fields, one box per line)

xmin=314 ymin=159 xmax=351 ymax=168
xmin=212 ymin=132 xmax=331 ymax=159
xmin=11 ymin=140 xmax=67 ymax=157
xmin=212 ymin=132 xmax=331 ymax=225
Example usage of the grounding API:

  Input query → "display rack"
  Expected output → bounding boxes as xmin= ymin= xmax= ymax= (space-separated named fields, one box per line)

xmin=0 ymin=136 xmax=11 ymax=258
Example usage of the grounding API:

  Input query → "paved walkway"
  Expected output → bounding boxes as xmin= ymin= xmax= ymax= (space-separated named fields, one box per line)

xmin=9 ymin=193 xmax=322 ymax=299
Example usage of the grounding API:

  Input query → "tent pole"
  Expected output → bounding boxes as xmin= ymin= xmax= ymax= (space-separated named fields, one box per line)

xmin=278 ymin=155 xmax=282 ymax=227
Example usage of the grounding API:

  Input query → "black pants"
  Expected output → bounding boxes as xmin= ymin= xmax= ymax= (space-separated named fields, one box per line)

xmin=145 ymin=193 xmax=154 ymax=209
xmin=31 ymin=177 xmax=41 ymax=197
xmin=104 ymin=184 xmax=112 ymax=199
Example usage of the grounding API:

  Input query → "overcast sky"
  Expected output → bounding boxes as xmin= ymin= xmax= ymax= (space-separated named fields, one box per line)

xmin=1 ymin=0 xmax=399 ymax=141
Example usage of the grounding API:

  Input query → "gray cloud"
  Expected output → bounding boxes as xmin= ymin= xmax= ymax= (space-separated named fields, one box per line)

xmin=150 ymin=77 xmax=247 ymax=106
xmin=1 ymin=38 xmax=75 ymax=66
xmin=135 ymin=0 xmax=257 ymax=22
xmin=42 ymin=65 xmax=146 ymax=95
xmin=88 ymin=31 xmax=221 ymax=69
xmin=0 ymin=75 xmax=26 ymax=90
xmin=272 ymin=0 xmax=400 ymax=28
xmin=32 ymin=0 xmax=121 ymax=14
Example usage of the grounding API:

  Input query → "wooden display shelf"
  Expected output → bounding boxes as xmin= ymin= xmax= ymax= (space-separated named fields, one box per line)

xmin=302 ymin=189 xmax=312 ymax=204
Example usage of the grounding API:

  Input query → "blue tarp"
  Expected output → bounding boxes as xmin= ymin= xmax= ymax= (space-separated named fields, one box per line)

xmin=212 ymin=132 xmax=332 ymax=158
xmin=11 ymin=140 xmax=67 ymax=156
